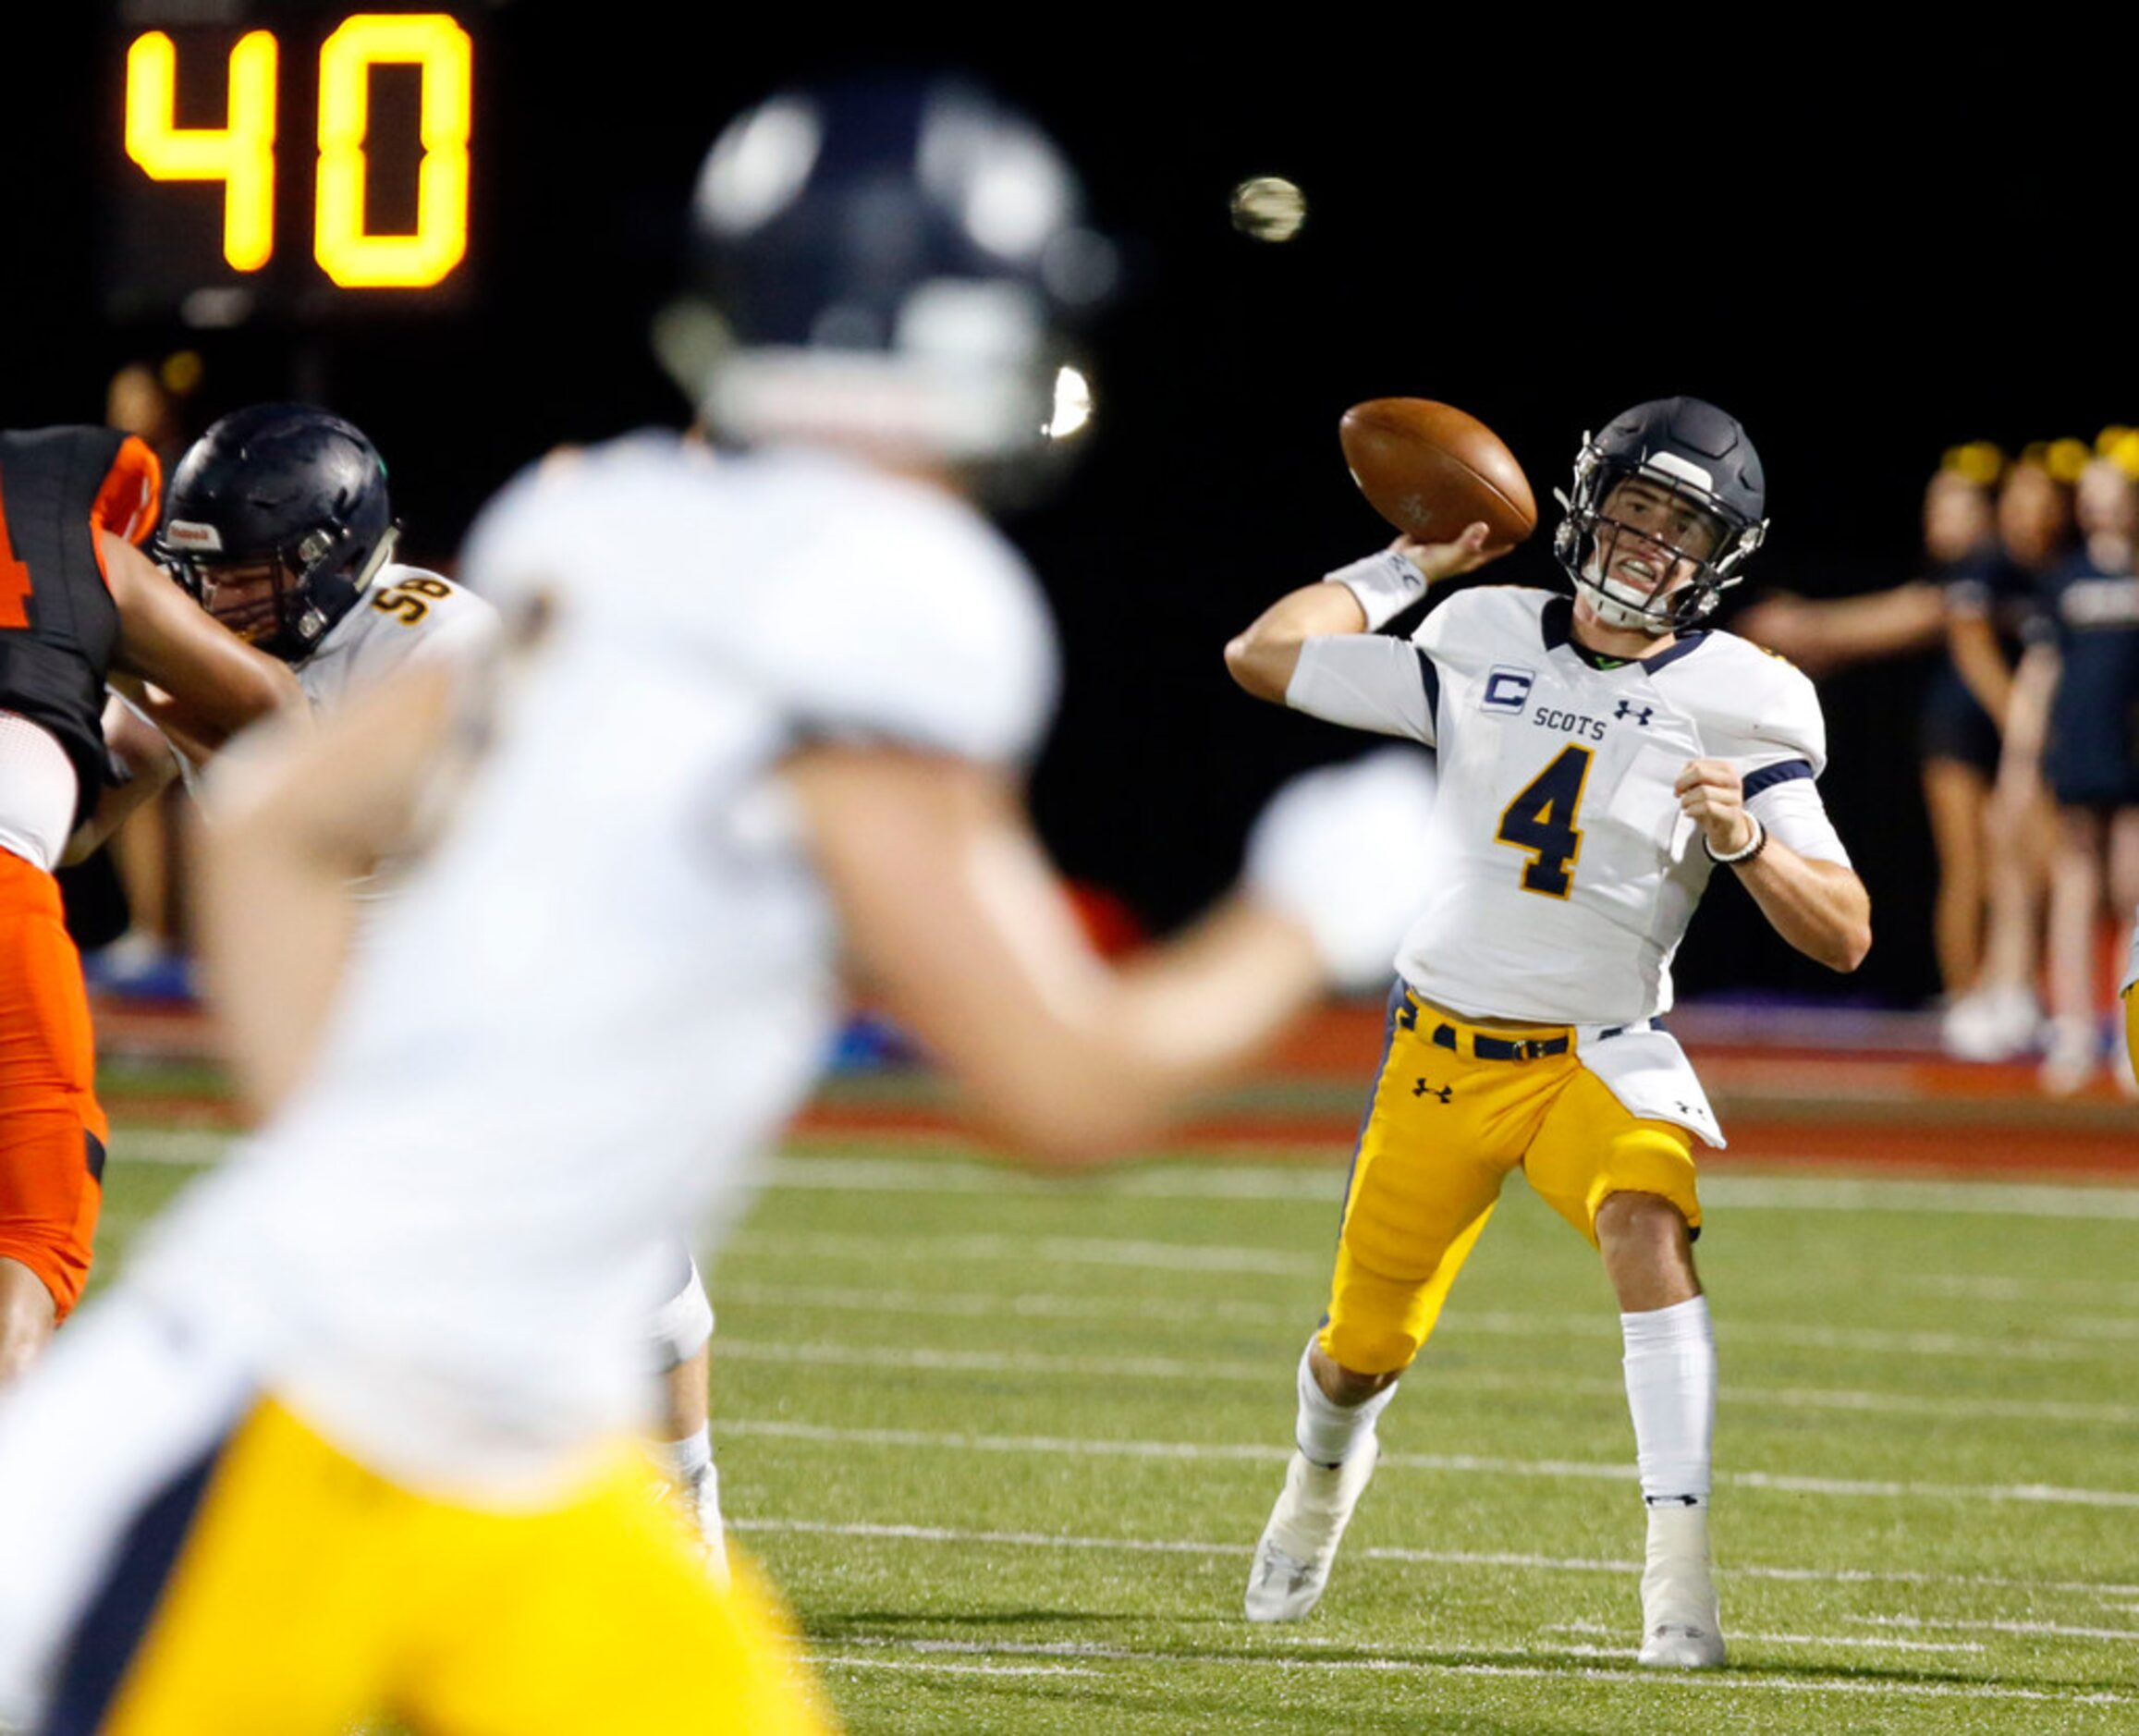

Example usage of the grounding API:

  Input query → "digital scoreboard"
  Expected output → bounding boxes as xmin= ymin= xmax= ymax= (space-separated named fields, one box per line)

xmin=106 ymin=6 xmax=481 ymax=324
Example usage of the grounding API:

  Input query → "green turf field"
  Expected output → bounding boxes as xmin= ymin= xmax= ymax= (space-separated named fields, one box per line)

xmin=92 ymin=1100 xmax=2139 ymax=1735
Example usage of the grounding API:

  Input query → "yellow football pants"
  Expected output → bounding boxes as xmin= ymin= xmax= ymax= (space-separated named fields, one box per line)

xmin=73 ymin=1398 xmax=834 ymax=1736
xmin=1319 ymin=989 xmax=1701 ymax=1377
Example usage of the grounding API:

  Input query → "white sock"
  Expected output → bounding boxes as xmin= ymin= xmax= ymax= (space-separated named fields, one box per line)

xmin=1620 ymin=1295 xmax=1715 ymax=1507
xmin=647 ymin=1253 xmax=715 ymax=1371
xmin=1294 ymin=1340 xmax=1398 ymax=1468
xmin=655 ymin=1424 xmax=713 ymax=1485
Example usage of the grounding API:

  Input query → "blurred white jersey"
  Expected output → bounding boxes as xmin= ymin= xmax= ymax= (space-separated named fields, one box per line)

xmin=1287 ymin=586 xmax=1845 ymax=1027
xmin=125 ymin=438 xmax=1058 ymax=1498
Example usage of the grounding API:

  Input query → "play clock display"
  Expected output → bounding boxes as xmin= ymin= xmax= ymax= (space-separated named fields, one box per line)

xmin=108 ymin=7 xmax=478 ymax=322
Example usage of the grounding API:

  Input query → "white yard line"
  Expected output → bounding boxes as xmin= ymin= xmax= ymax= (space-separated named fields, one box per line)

xmin=101 ymin=1139 xmax=2139 ymax=1226
xmin=716 ymin=1284 xmax=2139 ymax=1414
xmin=1545 ymin=1620 xmax=1983 ymax=1654
xmin=716 ymin=1416 xmax=2139 ymax=1510
xmin=1907 ymin=1275 xmax=2139 ymax=1306
xmin=714 ymin=1281 xmax=2137 ymax=1367
xmin=714 ymin=1335 xmax=2134 ymax=1421
xmin=730 ymin=1229 xmax=1330 ymax=1278
xmin=760 ymin=1156 xmax=2139 ymax=1221
xmin=821 ymin=1656 xmax=1103 ymax=1678
xmin=1850 ymin=1614 xmax=2139 ymax=1643
xmin=803 ymin=1634 xmax=2133 ymax=1706
xmin=733 ymin=1514 xmax=2139 ymax=1599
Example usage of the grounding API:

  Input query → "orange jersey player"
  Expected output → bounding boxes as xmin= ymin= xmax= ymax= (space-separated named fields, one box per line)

xmin=0 ymin=426 xmax=297 ymax=1382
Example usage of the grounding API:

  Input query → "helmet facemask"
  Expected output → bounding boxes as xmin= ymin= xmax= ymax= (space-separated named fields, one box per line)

xmin=1553 ymin=442 xmax=1767 ymax=636
xmin=160 ymin=403 xmax=400 ymax=664
xmin=166 ymin=520 xmax=397 ymax=663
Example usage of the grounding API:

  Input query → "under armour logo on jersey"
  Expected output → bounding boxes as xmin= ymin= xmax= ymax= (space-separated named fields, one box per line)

xmin=1412 ymin=1079 xmax=1453 ymax=1103
xmin=1614 ymin=700 xmax=1655 ymax=726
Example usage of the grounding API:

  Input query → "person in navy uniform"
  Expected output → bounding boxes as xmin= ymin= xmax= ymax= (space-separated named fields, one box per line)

xmin=2005 ymin=439 xmax=2139 ymax=1091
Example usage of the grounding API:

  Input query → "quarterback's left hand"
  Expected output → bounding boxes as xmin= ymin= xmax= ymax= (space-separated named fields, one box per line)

xmin=1675 ymin=759 xmax=1754 ymax=856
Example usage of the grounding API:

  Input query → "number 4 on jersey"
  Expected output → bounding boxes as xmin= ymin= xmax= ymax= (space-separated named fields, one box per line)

xmin=1496 ymin=744 xmax=1593 ymax=897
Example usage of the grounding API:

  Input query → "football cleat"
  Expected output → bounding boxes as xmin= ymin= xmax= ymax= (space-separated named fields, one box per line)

xmin=1244 ymin=1440 xmax=1379 ymax=1622
xmin=1638 ymin=1504 xmax=1726 ymax=1668
xmin=648 ymin=1459 xmax=730 ymax=1588
xmin=682 ymin=1459 xmax=730 ymax=1589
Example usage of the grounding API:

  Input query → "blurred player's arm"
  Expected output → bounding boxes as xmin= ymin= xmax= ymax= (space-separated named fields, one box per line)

xmin=100 ymin=531 xmax=300 ymax=747
xmin=1731 ymin=581 xmax=1944 ymax=678
xmin=786 ymin=745 xmax=1431 ymax=1167
xmin=1225 ymin=526 xmax=1497 ymax=702
xmin=194 ymin=662 xmax=458 ymax=1119
xmin=1674 ymin=758 xmax=1871 ymax=972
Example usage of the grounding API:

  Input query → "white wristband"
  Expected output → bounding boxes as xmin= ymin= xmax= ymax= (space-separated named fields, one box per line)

xmin=1324 ymin=550 xmax=1427 ymax=631
xmin=1703 ymin=813 xmax=1766 ymax=865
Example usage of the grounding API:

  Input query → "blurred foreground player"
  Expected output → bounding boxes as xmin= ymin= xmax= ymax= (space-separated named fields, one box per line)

xmin=0 ymin=427 xmax=295 ymax=1388
xmin=89 ymin=401 xmax=726 ymax=1561
xmin=1226 ymin=398 xmax=1872 ymax=1666
xmin=0 ymin=79 xmax=1439 ymax=1733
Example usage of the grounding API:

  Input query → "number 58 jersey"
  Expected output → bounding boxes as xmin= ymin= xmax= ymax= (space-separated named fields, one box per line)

xmin=1288 ymin=585 xmax=1850 ymax=1026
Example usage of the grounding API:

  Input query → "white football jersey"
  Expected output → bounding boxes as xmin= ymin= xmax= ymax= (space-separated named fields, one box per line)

xmin=297 ymin=560 xmax=501 ymax=711
xmin=1288 ymin=585 xmax=1846 ymax=1026
xmin=141 ymin=563 xmax=499 ymax=802
xmin=126 ymin=437 xmax=1057 ymax=1497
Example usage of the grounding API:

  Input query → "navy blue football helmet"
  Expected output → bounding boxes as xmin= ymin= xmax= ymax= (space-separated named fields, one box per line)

xmin=159 ymin=403 xmax=398 ymax=663
xmin=656 ymin=76 xmax=1112 ymax=471
xmin=1552 ymin=397 xmax=1767 ymax=633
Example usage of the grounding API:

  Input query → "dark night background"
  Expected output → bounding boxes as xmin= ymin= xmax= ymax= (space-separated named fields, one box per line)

xmin=8 ymin=6 xmax=2133 ymax=1008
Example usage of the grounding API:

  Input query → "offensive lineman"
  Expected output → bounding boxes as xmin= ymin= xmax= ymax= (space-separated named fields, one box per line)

xmin=0 ymin=426 xmax=296 ymax=1387
xmin=73 ymin=404 xmax=500 ymax=856
xmin=0 ymin=79 xmax=1441 ymax=1732
xmin=1225 ymin=398 xmax=1873 ymax=1667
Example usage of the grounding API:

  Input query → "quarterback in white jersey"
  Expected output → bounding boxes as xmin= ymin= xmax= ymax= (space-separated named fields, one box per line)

xmin=1227 ymin=397 xmax=1871 ymax=1669
xmin=0 ymin=79 xmax=1443 ymax=1733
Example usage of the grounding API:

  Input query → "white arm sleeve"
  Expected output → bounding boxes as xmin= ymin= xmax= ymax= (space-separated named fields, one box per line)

xmin=1745 ymin=772 xmax=1851 ymax=868
xmin=1284 ymin=636 xmax=1439 ymax=744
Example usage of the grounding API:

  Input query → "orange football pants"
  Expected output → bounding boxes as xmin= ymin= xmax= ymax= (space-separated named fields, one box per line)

xmin=0 ymin=848 xmax=107 ymax=1320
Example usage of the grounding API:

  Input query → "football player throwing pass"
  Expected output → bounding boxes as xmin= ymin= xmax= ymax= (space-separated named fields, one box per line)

xmin=1226 ymin=397 xmax=1872 ymax=1668
xmin=0 ymin=77 xmax=1441 ymax=1733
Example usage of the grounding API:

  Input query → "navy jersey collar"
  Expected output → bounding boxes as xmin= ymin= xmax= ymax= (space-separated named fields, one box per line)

xmin=1541 ymin=594 xmax=1710 ymax=673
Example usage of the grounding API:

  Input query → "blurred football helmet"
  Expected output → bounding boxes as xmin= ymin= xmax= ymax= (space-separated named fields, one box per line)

xmin=657 ymin=75 xmax=1113 ymax=473
xmin=160 ymin=403 xmax=398 ymax=663
xmin=1552 ymin=397 xmax=1767 ymax=634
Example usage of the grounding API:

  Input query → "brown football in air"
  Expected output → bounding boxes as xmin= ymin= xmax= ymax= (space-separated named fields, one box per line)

xmin=1338 ymin=398 xmax=1537 ymax=548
